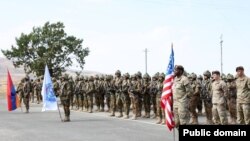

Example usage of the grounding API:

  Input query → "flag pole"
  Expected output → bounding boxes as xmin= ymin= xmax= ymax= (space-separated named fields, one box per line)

xmin=173 ymin=128 xmax=176 ymax=141
xmin=57 ymin=100 xmax=63 ymax=122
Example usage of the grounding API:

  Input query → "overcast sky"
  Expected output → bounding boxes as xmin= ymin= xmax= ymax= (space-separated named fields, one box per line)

xmin=0 ymin=0 xmax=250 ymax=76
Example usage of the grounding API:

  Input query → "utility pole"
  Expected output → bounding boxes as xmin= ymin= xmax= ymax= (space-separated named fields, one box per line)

xmin=144 ymin=48 xmax=148 ymax=74
xmin=220 ymin=34 xmax=223 ymax=74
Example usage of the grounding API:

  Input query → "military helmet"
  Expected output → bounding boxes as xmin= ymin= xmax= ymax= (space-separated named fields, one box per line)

xmin=227 ymin=74 xmax=234 ymax=80
xmin=187 ymin=74 xmax=192 ymax=78
xmin=221 ymin=73 xmax=226 ymax=79
xmin=197 ymin=75 xmax=203 ymax=80
xmin=131 ymin=74 xmax=136 ymax=79
xmin=106 ymin=75 xmax=111 ymax=81
xmin=159 ymin=73 xmax=165 ymax=79
xmin=190 ymin=73 xmax=196 ymax=79
xmin=123 ymin=73 xmax=130 ymax=78
xmin=115 ymin=70 xmax=121 ymax=75
xmin=203 ymin=70 xmax=211 ymax=78
xmin=52 ymin=77 xmax=56 ymax=81
xmin=100 ymin=75 xmax=105 ymax=80
xmin=136 ymin=71 xmax=142 ymax=77
xmin=21 ymin=78 xmax=25 ymax=83
xmin=89 ymin=76 xmax=94 ymax=81
xmin=143 ymin=73 xmax=150 ymax=79
xmin=94 ymin=75 xmax=99 ymax=80
xmin=62 ymin=74 xmax=69 ymax=80
xmin=40 ymin=75 xmax=44 ymax=79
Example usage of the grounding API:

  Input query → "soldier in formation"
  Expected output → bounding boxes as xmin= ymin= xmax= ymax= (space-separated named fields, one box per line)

xmin=16 ymin=66 xmax=250 ymax=125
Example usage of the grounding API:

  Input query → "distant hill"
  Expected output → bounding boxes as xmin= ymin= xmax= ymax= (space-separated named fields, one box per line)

xmin=0 ymin=57 xmax=104 ymax=95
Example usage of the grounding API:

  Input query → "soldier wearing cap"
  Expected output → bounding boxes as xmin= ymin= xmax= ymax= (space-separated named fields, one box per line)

xmin=211 ymin=70 xmax=228 ymax=125
xmin=235 ymin=66 xmax=250 ymax=125
xmin=173 ymin=65 xmax=193 ymax=128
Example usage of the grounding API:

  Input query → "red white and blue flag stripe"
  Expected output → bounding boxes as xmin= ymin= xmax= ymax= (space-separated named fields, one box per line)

xmin=161 ymin=45 xmax=175 ymax=131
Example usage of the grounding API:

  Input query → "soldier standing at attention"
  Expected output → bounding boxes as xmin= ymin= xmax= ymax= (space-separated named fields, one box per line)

xmin=188 ymin=73 xmax=201 ymax=124
xmin=86 ymin=76 xmax=95 ymax=113
xmin=173 ymin=65 xmax=193 ymax=129
xmin=23 ymin=75 xmax=31 ymax=113
xmin=235 ymin=66 xmax=250 ymax=125
xmin=142 ymin=73 xmax=151 ymax=118
xmin=226 ymin=73 xmax=237 ymax=124
xmin=211 ymin=71 xmax=228 ymax=125
xmin=155 ymin=73 xmax=165 ymax=124
xmin=114 ymin=70 xmax=123 ymax=118
xmin=17 ymin=78 xmax=25 ymax=105
xmin=60 ymin=74 xmax=72 ymax=122
xmin=201 ymin=70 xmax=213 ymax=124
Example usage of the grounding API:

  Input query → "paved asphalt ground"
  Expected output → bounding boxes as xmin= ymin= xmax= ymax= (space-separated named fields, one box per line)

xmin=0 ymin=98 xmax=180 ymax=141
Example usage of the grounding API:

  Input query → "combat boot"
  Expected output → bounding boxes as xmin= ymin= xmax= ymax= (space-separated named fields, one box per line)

xmin=63 ymin=116 xmax=70 ymax=122
xmin=132 ymin=115 xmax=137 ymax=120
xmin=156 ymin=118 xmax=162 ymax=124
xmin=137 ymin=112 xmax=141 ymax=117
xmin=124 ymin=115 xmax=129 ymax=119
xmin=161 ymin=120 xmax=166 ymax=125
xmin=190 ymin=117 xmax=198 ymax=125
xmin=151 ymin=113 xmax=157 ymax=119
xmin=88 ymin=108 xmax=93 ymax=113
xmin=96 ymin=107 xmax=100 ymax=112
xmin=230 ymin=118 xmax=236 ymax=124
xmin=25 ymin=109 xmax=29 ymax=113
xmin=100 ymin=108 xmax=104 ymax=112
xmin=110 ymin=111 xmax=115 ymax=117
xmin=117 ymin=112 xmax=123 ymax=118
xmin=206 ymin=120 xmax=213 ymax=125
xmin=145 ymin=112 xmax=150 ymax=118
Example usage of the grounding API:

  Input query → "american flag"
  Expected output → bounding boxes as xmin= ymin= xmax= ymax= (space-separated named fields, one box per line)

xmin=161 ymin=45 xmax=175 ymax=131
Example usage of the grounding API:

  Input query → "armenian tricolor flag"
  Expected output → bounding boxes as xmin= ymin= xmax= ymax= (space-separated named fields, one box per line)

xmin=6 ymin=70 xmax=20 ymax=111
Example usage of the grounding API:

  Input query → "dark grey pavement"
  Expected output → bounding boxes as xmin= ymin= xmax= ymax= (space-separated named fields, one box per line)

xmin=0 ymin=99 xmax=176 ymax=141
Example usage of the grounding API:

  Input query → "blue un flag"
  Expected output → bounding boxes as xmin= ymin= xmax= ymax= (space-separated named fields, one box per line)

xmin=41 ymin=65 xmax=58 ymax=111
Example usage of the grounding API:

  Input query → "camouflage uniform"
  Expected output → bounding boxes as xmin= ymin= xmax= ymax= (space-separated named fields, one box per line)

xmin=142 ymin=73 xmax=151 ymax=118
xmin=17 ymin=78 xmax=25 ymax=104
xmin=53 ymin=78 xmax=60 ymax=97
xmin=129 ymin=74 xmax=141 ymax=120
xmin=94 ymin=75 xmax=102 ymax=112
xmin=60 ymin=74 xmax=72 ymax=122
xmin=105 ymin=75 xmax=116 ymax=115
xmin=197 ymin=75 xmax=203 ymax=115
xmin=23 ymin=75 xmax=31 ymax=113
xmin=30 ymin=79 xmax=35 ymax=103
xmin=156 ymin=73 xmax=165 ymax=124
xmin=99 ymin=75 xmax=106 ymax=112
xmin=75 ymin=76 xmax=83 ymax=111
xmin=173 ymin=66 xmax=193 ymax=128
xmin=86 ymin=76 xmax=95 ymax=113
xmin=149 ymin=74 xmax=158 ymax=118
xmin=188 ymin=73 xmax=201 ymax=124
xmin=121 ymin=73 xmax=131 ymax=119
xmin=83 ymin=77 xmax=89 ymax=111
xmin=136 ymin=71 xmax=143 ymax=117
xmin=211 ymin=73 xmax=228 ymax=125
xmin=201 ymin=71 xmax=213 ymax=124
xmin=69 ymin=77 xmax=74 ymax=110
xmin=235 ymin=74 xmax=250 ymax=125
xmin=114 ymin=70 xmax=123 ymax=117
xmin=226 ymin=74 xmax=237 ymax=124
xmin=34 ymin=78 xmax=42 ymax=104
